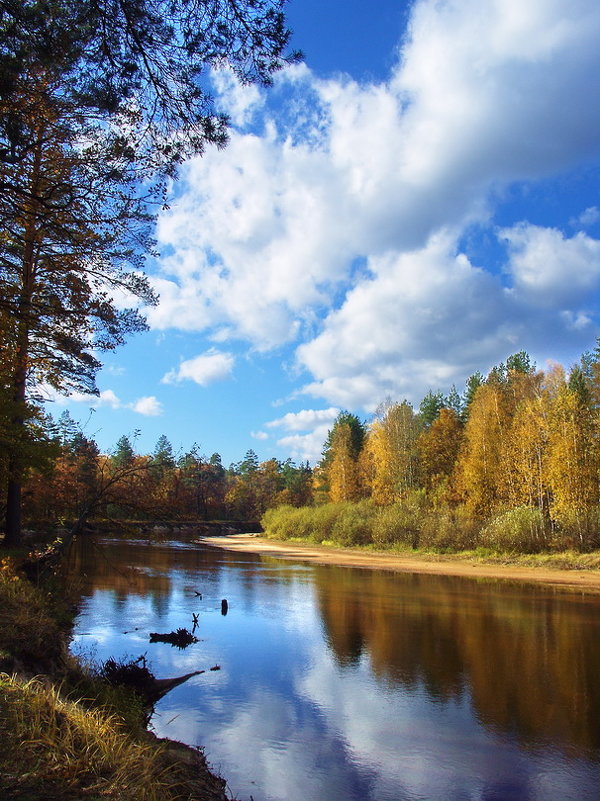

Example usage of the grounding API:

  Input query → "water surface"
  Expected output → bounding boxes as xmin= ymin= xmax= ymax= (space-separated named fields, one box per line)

xmin=68 ymin=536 xmax=600 ymax=801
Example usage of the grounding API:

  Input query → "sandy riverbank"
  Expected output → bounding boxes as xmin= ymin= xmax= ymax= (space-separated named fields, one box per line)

xmin=199 ymin=534 xmax=600 ymax=593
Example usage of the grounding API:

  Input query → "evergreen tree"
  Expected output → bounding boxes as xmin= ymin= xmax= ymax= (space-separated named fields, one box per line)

xmin=112 ymin=435 xmax=136 ymax=469
xmin=462 ymin=372 xmax=484 ymax=422
xmin=151 ymin=434 xmax=175 ymax=469
xmin=418 ymin=390 xmax=446 ymax=428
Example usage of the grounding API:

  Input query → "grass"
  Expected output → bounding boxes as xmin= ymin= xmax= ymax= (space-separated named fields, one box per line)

xmin=0 ymin=674 xmax=227 ymax=801
xmin=0 ymin=555 xmax=67 ymax=672
xmin=0 ymin=552 xmax=228 ymax=801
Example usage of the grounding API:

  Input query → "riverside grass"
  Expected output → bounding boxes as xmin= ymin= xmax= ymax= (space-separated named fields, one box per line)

xmin=0 ymin=555 xmax=227 ymax=801
xmin=0 ymin=674 xmax=174 ymax=801
xmin=261 ymin=498 xmax=600 ymax=567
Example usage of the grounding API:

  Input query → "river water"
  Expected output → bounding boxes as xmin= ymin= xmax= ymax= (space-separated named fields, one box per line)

xmin=68 ymin=536 xmax=600 ymax=801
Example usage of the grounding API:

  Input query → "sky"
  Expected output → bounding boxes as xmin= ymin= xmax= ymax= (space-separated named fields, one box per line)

xmin=48 ymin=0 xmax=600 ymax=467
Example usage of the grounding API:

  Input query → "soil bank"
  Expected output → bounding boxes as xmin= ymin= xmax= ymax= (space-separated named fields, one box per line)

xmin=199 ymin=535 xmax=600 ymax=594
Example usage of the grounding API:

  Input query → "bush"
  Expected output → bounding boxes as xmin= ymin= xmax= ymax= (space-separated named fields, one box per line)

xmin=479 ymin=506 xmax=547 ymax=553
xmin=261 ymin=505 xmax=299 ymax=540
xmin=308 ymin=503 xmax=345 ymax=543
xmin=372 ymin=491 xmax=429 ymax=548
xmin=420 ymin=504 xmax=480 ymax=551
xmin=262 ymin=503 xmax=352 ymax=544
xmin=549 ymin=506 xmax=600 ymax=552
xmin=330 ymin=501 xmax=376 ymax=546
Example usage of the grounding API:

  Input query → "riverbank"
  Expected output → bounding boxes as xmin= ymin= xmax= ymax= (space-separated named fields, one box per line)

xmin=199 ymin=534 xmax=600 ymax=593
xmin=0 ymin=550 xmax=228 ymax=801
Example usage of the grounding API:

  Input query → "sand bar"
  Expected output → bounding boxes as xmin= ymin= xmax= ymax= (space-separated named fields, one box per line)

xmin=199 ymin=535 xmax=600 ymax=593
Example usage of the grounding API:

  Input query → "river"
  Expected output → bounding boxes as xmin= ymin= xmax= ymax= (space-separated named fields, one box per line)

xmin=68 ymin=535 xmax=600 ymax=801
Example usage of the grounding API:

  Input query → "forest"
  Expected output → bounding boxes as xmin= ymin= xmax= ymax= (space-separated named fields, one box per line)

xmin=264 ymin=347 xmax=600 ymax=554
xmin=2 ymin=345 xmax=600 ymax=555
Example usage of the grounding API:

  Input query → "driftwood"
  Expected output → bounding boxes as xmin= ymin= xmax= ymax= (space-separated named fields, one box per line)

xmin=148 ymin=670 xmax=205 ymax=702
xmin=149 ymin=628 xmax=199 ymax=648
xmin=100 ymin=657 xmax=219 ymax=707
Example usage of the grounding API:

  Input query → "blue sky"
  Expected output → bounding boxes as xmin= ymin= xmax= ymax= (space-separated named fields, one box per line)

xmin=48 ymin=0 xmax=600 ymax=467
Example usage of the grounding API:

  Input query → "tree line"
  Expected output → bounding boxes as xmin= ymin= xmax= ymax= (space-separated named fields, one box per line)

xmin=265 ymin=347 xmax=600 ymax=553
xmin=7 ymin=412 xmax=313 ymax=531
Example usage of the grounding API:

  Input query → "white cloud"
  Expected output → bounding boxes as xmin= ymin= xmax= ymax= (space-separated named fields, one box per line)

xmin=42 ymin=386 xmax=165 ymax=418
xmin=297 ymin=233 xmax=513 ymax=407
xmin=162 ymin=349 xmax=235 ymax=386
xmin=128 ymin=396 xmax=163 ymax=416
xmin=575 ymin=206 xmax=600 ymax=228
xmin=267 ymin=407 xmax=340 ymax=432
xmin=501 ymin=224 xmax=600 ymax=307
xmin=266 ymin=407 xmax=340 ymax=463
xmin=251 ymin=430 xmax=269 ymax=441
xmin=147 ymin=0 xmax=600 ymax=413
xmin=44 ymin=387 xmax=123 ymax=410
xmin=212 ymin=67 xmax=265 ymax=127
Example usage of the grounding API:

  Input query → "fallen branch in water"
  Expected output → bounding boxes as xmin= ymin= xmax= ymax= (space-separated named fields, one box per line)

xmin=149 ymin=628 xmax=199 ymax=649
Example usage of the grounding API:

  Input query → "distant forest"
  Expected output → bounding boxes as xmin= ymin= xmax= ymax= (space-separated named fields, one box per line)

xmin=3 ymin=345 xmax=600 ymax=553
xmin=265 ymin=346 xmax=600 ymax=554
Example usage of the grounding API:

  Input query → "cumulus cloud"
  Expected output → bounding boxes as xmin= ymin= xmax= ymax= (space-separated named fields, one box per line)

xmin=297 ymin=233 xmax=515 ymax=407
xmin=147 ymin=0 xmax=600 ymax=413
xmin=212 ymin=67 xmax=265 ymax=127
xmin=43 ymin=387 xmax=123 ymax=410
xmin=162 ymin=349 xmax=235 ymax=386
xmin=127 ymin=396 xmax=163 ymax=416
xmin=266 ymin=407 xmax=340 ymax=463
xmin=501 ymin=224 xmax=600 ymax=307
xmin=574 ymin=206 xmax=600 ymax=228
xmin=42 ymin=387 xmax=163 ymax=417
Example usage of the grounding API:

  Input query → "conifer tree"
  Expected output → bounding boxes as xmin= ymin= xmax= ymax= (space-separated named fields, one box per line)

xmin=0 ymin=0 xmax=298 ymax=545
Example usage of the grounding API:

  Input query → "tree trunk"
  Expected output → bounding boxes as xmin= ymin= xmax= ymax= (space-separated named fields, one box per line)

xmin=2 ymin=134 xmax=41 ymax=548
xmin=4 ymin=471 xmax=23 ymax=547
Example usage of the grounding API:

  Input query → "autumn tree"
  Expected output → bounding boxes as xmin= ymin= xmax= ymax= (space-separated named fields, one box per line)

xmin=365 ymin=401 xmax=420 ymax=505
xmin=321 ymin=413 xmax=366 ymax=503
xmin=0 ymin=0 xmax=299 ymax=545
xmin=545 ymin=370 xmax=599 ymax=548
xmin=418 ymin=408 xmax=463 ymax=493
xmin=453 ymin=382 xmax=509 ymax=518
xmin=453 ymin=352 xmax=539 ymax=518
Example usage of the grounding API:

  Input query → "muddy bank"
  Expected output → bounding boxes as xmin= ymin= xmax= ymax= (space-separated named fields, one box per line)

xmin=199 ymin=534 xmax=600 ymax=593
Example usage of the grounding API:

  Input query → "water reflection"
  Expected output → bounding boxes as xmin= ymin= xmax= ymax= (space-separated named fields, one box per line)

xmin=313 ymin=567 xmax=600 ymax=752
xmin=68 ymin=537 xmax=600 ymax=801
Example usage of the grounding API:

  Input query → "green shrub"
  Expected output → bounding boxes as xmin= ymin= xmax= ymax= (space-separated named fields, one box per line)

xmin=372 ymin=491 xmax=428 ymax=548
xmin=330 ymin=501 xmax=376 ymax=546
xmin=549 ymin=506 xmax=600 ymax=552
xmin=261 ymin=505 xmax=298 ymax=540
xmin=309 ymin=503 xmax=346 ymax=543
xmin=479 ymin=506 xmax=547 ymax=553
xmin=420 ymin=503 xmax=480 ymax=551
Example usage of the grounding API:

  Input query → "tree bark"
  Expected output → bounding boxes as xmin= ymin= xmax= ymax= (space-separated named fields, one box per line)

xmin=2 ymin=133 xmax=41 ymax=547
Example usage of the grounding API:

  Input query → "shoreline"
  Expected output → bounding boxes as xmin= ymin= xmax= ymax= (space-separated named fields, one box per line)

xmin=199 ymin=534 xmax=600 ymax=593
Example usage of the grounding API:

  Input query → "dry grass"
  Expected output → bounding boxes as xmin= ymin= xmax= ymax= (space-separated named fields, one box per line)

xmin=0 ymin=556 xmax=66 ymax=672
xmin=0 ymin=674 xmax=226 ymax=800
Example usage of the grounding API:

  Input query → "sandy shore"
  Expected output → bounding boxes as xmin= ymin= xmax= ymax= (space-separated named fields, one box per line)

xmin=199 ymin=534 xmax=600 ymax=593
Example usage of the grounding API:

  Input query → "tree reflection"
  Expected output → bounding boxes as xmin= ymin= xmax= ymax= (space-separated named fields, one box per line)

xmin=314 ymin=567 xmax=600 ymax=752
